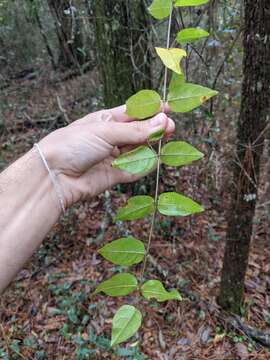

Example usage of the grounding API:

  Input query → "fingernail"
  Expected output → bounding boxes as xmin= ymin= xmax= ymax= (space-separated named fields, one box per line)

xmin=167 ymin=118 xmax=176 ymax=133
xmin=150 ymin=113 xmax=167 ymax=128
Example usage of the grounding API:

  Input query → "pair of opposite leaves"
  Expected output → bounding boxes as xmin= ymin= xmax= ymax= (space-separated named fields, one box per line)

xmin=95 ymin=237 xmax=181 ymax=347
xmin=149 ymin=0 xmax=210 ymax=21
xmin=125 ymin=77 xmax=218 ymax=119
xmin=95 ymin=273 xmax=181 ymax=302
xmin=112 ymin=141 xmax=204 ymax=220
xmin=112 ymin=141 xmax=204 ymax=175
xmin=135 ymin=0 xmax=216 ymax=117
xmin=125 ymin=47 xmax=217 ymax=119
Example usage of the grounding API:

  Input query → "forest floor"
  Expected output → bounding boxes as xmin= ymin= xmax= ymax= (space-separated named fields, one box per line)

xmin=0 ymin=66 xmax=270 ymax=360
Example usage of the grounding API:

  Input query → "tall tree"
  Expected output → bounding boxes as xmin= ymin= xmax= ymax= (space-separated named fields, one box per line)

xmin=28 ymin=0 xmax=56 ymax=70
xmin=47 ymin=0 xmax=85 ymax=69
xmin=218 ymin=1 xmax=270 ymax=313
xmin=94 ymin=0 xmax=152 ymax=108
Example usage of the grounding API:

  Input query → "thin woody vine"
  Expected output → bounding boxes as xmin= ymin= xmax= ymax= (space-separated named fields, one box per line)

xmin=93 ymin=0 xmax=218 ymax=347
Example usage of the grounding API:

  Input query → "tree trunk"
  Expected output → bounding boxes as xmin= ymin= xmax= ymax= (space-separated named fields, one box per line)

xmin=94 ymin=0 xmax=152 ymax=108
xmin=47 ymin=0 xmax=85 ymax=69
xmin=84 ymin=0 xmax=92 ymax=19
xmin=218 ymin=0 xmax=270 ymax=314
xmin=29 ymin=0 xmax=56 ymax=70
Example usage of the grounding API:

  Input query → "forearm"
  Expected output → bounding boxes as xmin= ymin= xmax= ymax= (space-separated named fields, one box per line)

xmin=0 ymin=109 xmax=174 ymax=293
xmin=0 ymin=148 xmax=61 ymax=292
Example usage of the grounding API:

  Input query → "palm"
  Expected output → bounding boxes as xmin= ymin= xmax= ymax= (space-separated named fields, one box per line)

xmin=73 ymin=157 xmax=137 ymax=201
xmin=40 ymin=106 xmax=174 ymax=207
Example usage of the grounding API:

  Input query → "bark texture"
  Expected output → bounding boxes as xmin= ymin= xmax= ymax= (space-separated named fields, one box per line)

xmin=30 ymin=0 xmax=56 ymax=70
xmin=218 ymin=1 xmax=270 ymax=313
xmin=94 ymin=0 xmax=152 ymax=108
xmin=48 ymin=0 xmax=85 ymax=68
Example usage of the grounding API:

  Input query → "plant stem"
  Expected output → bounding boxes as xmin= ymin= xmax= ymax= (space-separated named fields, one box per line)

xmin=163 ymin=3 xmax=173 ymax=102
xmin=140 ymin=1 xmax=173 ymax=282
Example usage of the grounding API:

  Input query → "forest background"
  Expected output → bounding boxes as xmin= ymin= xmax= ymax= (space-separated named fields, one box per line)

xmin=0 ymin=0 xmax=270 ymax=359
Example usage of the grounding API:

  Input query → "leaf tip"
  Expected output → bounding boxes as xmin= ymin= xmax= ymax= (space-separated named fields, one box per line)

xmin=182 ymin=49 xmax=188 ymax=57
xmin=110 ymin=339 xmax=116 ymax=347
xmin=175 ymin=290 xmax=182 ymax=301
xmin=198 ymin=205 xmax=205 ymax=213
xmin=93 ymin=288 xmax=99 ymax=296
xmin=198 ymin=151 xmax=205 ymax=160
xmin=148 ymin=128 xmax=165 ymax=142
xmin=111 ymin=159 xmax=117 ymax=168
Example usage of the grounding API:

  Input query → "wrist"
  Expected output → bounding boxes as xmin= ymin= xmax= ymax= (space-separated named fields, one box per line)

xmin=34 ymin=143 xmax=66 ymax=214
xmin=38 ymin=132 xmax=80 ymax=208
xmin=38 ymin=129 xmax=63 ymax=175
xmin=0 ymin=148 xmax=62 ymax=221
xmin=0 ymin=148 xmax=62 ymax=290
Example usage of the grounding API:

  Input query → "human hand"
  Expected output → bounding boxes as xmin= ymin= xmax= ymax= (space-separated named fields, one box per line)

xmin=39 ymin=105 xmax=175 ymax=207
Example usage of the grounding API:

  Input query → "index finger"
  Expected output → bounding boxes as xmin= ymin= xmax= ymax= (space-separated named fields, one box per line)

xmin=109 ymin=102 xmax=170 ymax=123
xmin=73 ymin=102 xmax=170 ymax=127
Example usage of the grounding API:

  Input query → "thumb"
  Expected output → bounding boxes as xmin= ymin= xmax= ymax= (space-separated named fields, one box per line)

xmin=105 ymin=113 xmax=175 ymax=146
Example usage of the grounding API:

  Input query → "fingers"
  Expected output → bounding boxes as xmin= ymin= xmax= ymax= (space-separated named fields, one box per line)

xmin=108 ymin=105 xmax=132 ymax=122
xmin=70 ymin=105 xmax=130 ymax=126
xmin=109 ymin=102 xmax=170 ymax=123
xmin=73 ymin=101 xmax=170 ymax=127
xmin=100 ymin=113 xmax=175 ymax=147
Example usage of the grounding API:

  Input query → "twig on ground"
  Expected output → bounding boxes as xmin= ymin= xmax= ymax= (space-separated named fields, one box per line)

xmin=231 ymin=316 xmax=270 ymax=347
xmin=56 ymin=95 xmax=71 ymax=124
xmin=147 ymin=253 xmax=270 ymax=348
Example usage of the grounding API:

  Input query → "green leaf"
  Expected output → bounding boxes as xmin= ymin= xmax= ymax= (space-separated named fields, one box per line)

xmin=148 ymin=0 xmax=171 ymax=20
xmin=67 ymin=306 xmax=79 ymax=324
xmin=176 ymin=27 xmax=209 ymax=44
xmin=111 ymin=305 xmax=142 ymax=347
xmin=158 ymin=192 xmax=204 ymax=216
xmin=174 ymin=0 xmax=210 ymax=6
xmin=126 ymin=90 xmax=161 ymax=120
xmin=98 ymin=237 xmax=145 ymax=266
xmin=148 ymin=129 xmax=165 ymax=142
xmin=156 ymin=47 xmax=186 ymax=75
xmin=94 ymin=273 xmax=137 ymax=297
xmin=141 ymin=280 xmax=182 ymax=302
xmin=161 ymin=141 xmax=204 ymax=167
xmin=112 ymin=146 xmax=157 ymax=175
xmin=169 ymin=73 xmax=185 ymax=93
xmin=168 ymin=82 xmax=218 ymax=113
xmin=115 ymin=196 xmax=154 ymax=221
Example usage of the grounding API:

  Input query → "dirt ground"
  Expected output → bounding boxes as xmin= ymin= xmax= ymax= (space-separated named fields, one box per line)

xmin=0 ymin=67 xmax=270 ymax=359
